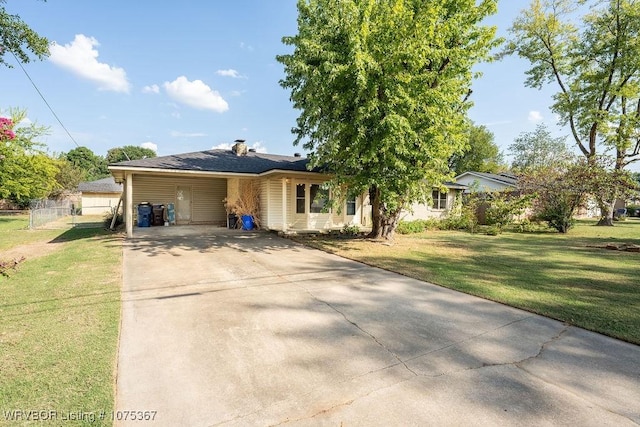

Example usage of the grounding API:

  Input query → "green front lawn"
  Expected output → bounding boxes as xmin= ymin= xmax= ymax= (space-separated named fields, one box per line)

xmin=295 ymin=220 xmax=640 ymax=344
xmin=1 ymin=217 xmax=122 ymax=426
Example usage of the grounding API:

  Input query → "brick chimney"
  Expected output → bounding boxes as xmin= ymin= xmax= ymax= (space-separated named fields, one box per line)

xmin=232 ymin=139 xmax=248 ymax=156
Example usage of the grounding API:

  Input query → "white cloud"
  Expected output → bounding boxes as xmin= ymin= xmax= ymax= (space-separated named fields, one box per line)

xmin=239 ymin=42 xmax=254 ymax=51
xmin=163 ymin=76 xmax=229 ymax=112
xmin=141 ymin=141 xmax=157 ymax=152
xmin=170 ymin=131 xmax=207 ymax=138
xmin=171 ymin=112 xmax=181 ymax=119
xmin=528 ymin=110 xmax=544 ymax=122
xmin=142 ymin=84 xmax=159 ymax=94
xmin=216 ymin=69 xmax=245 ymax=79
xmin=212 ymin=141 xmax=267 ymax=153
xmin=251 ymin=141 xmax=267 ymax=153
xmin=483 ymin=120 xmax=512 ymax=127
xmin=49 ymin=34 xmax=131 ymax=93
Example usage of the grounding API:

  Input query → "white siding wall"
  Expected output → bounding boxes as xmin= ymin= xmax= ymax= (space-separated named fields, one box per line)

xmin=132 ymin=175 xmax=227 ymax=225
xmin=261 ymin=179 xmax=285 ymax=229
xmin=81 ymin=193 xmax=121 ymax=215
xmin=401 ymin=191 xmax=458 ymax=221
xmin=286 ymin=179 xmax=369 ymax=230
xmin=258 ymin=179 xmax=269 ymax=228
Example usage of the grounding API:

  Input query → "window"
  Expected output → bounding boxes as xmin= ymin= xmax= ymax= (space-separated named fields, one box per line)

xmin=310 ymin=184 xmax=329 ymax=213
xmin=346 ymin=196 xmax=356 ymax=216
xmin=296 ymin=184 xmax=305 ymax=214
xmin=432 ymin=190 xmax=447 ymax=210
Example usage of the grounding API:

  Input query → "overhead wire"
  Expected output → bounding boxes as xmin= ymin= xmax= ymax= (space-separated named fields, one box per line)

xmin=8 ymin=49 xmax=80 ymax=148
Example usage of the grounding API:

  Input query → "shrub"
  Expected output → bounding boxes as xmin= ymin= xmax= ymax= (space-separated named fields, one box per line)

xmin=103 ymin=207 xmax=123 ymax=228
xmin=485 ymin=192 xmax=533 ymax=230
xmin=341 ymin=223 xmax=360 ymax=236
xmin=484 ymin=225 xmax=501 ymax=236
xmin=396 ymin=220 xmax=427 ymax=234
xmin=515 ymin=219 xmax=538 ymax=233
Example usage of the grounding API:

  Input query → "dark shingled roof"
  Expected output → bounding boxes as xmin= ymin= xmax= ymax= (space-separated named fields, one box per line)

xmin=459 ymin=172 xmax=518 ymax=186
xmin=78 ymin=177 xmax=123 ymax=193
xmin=108 ymin=149 xmax=313 ymax=174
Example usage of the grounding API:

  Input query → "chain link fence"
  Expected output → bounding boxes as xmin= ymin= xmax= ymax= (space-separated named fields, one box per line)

xmin=29 ymin=199 xmax=74 ymax=229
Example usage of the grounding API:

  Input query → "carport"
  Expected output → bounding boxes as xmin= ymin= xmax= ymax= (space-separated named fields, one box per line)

xmin=108 ymin=143 xmax=372 ymax=238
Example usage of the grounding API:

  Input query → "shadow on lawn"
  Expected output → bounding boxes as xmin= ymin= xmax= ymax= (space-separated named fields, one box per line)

xmin=323 ymin=234 xmax=639 ymax=344
xmin=48 ymin=226 xmax=122 ymax=244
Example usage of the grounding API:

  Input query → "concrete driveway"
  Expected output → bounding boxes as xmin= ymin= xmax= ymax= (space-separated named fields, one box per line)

xmin=116 ymin=227 xmax=640 ymax=426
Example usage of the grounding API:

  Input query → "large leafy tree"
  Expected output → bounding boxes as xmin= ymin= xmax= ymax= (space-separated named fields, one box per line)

xmin=505 ymin=0 xmax=640 ymax=225
xmin=278 ymin=0 xmax=499 ymax=239
xmin=449 ymin=122 xmax=504 ymax=175
xmin=66 ymin=146 xmax=108 ymax=181
xmin=106 ymin=145 xmax=156 ymax=164
xmin=50 ymin=157 xmax=86 ymax=198
xmin=0 ymin=108 xmax=58 ymax=207
xmin=0 ymin=0 xmax=49 ymax=67
xmin=509 ymin=123 xmax=572 ymax=172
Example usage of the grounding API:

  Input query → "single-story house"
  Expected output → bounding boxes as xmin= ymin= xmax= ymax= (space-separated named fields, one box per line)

xmin=400 ymin=182 xmax=467 ymax=221
xmin=455 ymin=171 xmax=518 ymax=193
xmin=108 ymin=141 xmax=371 ymax=237
xmin=77 ymin=177 xmax=123 ymax=215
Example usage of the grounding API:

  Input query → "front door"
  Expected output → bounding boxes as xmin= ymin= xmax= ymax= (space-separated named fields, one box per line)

xmin=176 ymin=185 xmax=192 ymax=224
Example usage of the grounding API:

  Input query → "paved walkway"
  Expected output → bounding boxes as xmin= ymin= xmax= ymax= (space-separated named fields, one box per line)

xmin=116 ymin=228 xmax=640 ymax=426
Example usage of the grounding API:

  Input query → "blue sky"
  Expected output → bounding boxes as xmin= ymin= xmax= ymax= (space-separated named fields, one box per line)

xmin=2 ymin=1 xmax=563 ymax=163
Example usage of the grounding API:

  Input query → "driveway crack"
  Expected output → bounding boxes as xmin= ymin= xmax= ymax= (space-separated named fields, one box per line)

xmin=423 ymin=323 xmax=572 ymax=378
xmin=514 ymin=324 xmax=570 ymax=367
xmin=304 ymin=289 xmax=418 ymax=377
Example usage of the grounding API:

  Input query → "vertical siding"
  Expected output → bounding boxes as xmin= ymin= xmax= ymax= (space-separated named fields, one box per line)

xmin=259 ymin=179 xmax=269 ymax=228
xmin=192 ymin=180 xmax=227 ymax=224
xmin=268 ymin=179 xmax=283 ymax=229
xmin=132 ymin=175 xmax=227 ymax=225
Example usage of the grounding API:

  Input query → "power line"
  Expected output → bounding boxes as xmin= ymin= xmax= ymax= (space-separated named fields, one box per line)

xmin=9 ymin=49 xmax=80 ymax=148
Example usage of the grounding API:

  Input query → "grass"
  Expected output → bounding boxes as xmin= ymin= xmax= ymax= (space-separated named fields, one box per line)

xmin=293 ymin=219 xmax=640 ymax=345
xmin=0 ymin=215 xmax=122 ymax=426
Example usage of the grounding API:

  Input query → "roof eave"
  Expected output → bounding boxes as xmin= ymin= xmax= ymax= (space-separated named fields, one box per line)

xmin=108 ymin=165 xmax=328 ymax=183
xmin=455 ymin=172 xmax=517 ymax=187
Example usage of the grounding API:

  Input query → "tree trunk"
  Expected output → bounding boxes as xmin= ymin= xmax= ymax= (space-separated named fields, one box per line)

xmin=368 ymin=186 xmax=402 ymax=240
xmin=596 ymin=199 xmax=615 ymax=226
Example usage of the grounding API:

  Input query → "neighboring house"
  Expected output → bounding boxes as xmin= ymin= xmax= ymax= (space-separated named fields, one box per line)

xmin=455 ymin=171 xmax=518 ymax=193
xmin=108 ymin=141 xmax=371 ymax=237
xmin=78 ymin=177 xmax=123 ymax=215
xmin=400 ymin=183 xmax=467 ymax=221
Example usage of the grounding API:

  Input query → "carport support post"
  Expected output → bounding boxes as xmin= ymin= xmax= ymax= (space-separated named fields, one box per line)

xmin=282 ymin=178 xmax=287 ymax=232
xmin=125 ymin=172 xmax=133 ymax=238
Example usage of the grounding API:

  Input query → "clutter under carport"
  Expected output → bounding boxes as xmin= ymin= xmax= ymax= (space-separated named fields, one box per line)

xmin=137 ymin=202 xmax=174 ymax=227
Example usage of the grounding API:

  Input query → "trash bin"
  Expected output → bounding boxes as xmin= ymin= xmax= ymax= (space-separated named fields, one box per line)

xmin=152 ymin=204 xmax=165 ymax=226
xmin=137 ymin=203 xmax=152 ymax=227
xmin=166 ymin=203 xmax=175 ymax=224
xmin=241 ymin=215 xmax=254 ymax=230
xmin=228 ymin=213 xmax=238 ymax=229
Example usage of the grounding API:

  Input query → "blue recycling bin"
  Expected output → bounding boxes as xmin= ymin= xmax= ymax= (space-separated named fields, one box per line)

xmin=241 ymin=215 xmax=254 ymax=230
xmin=137 ymin=203 xmax=152 ymax=227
